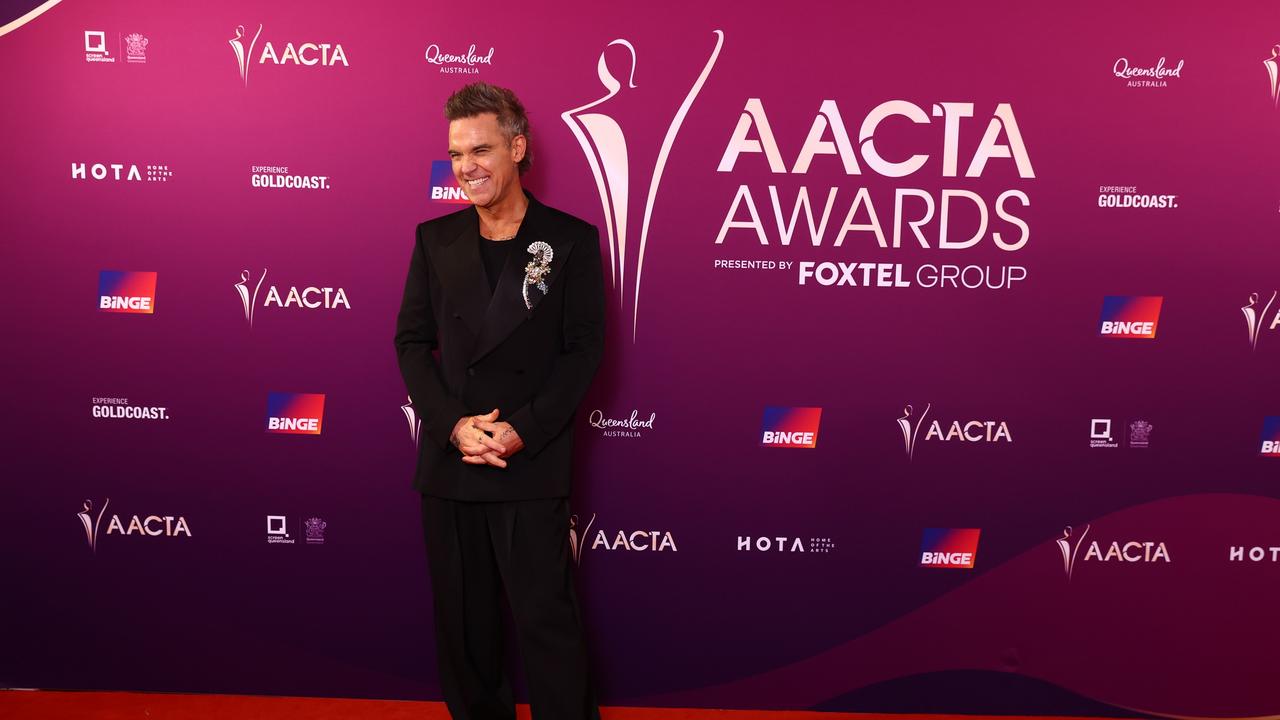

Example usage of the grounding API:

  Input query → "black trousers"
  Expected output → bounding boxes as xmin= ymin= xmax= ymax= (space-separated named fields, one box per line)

xmin=421 ymin=495 xmax=600 ymax=720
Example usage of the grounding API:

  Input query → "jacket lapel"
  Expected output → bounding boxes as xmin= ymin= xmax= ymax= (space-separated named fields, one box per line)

xmin=470 ymin=194 xmax=575 ymax=364
xmin=428 ymin=210 xmax=489 ymax=336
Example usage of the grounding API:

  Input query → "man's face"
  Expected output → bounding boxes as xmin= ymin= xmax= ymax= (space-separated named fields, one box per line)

xmin=448 ymin=113 xmax=525 ymax=209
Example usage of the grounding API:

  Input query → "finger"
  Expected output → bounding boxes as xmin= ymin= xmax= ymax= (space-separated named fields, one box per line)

xmin=482 ymin=408 xmax=500 ymax=420
xmin=474 ymin=421 xmax=503 ymax=434
xmin=481 ymin=451 xmax=507 ymax=468
xmin=461 ymin=454 xmax=488 ymax=464
xmin=458 ymin=441 xmax=491 ymax=456
xmin=478 ymin=434 xmax=507 ymax=454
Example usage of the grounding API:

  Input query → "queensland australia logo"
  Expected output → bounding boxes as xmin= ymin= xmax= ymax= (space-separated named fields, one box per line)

xmin=898 ymin=403 xmax=1011 ymax=459
xmin=265 ymin=392 xmax=325 ymax=435
xmin=1098 ymin=295 xmax=1162 ymax=339
xmin=98 ymin=270 xmax=156 ymax=314
xmin=424 ymin=42 xmax=494 ymax=74
xmin=229 ymin=24 xmax=349 ymax=87
xmin=1259 ymin=416 xmax=1280 ymax=456
xmin=1112 ymin=56 xmax=1183 ymax=88
xmin=589 ymin=409 xmax=655 ymax=438
xmin=72 ymin=162 xmax=171 ymax=183
xmin=760 ymin=406 xmax=822 ymax=448
xmin=920 ymin=528 xmax=980 ymax=569
xmin=1056 ymin=524 xmax=1170 ymax=580
xmin=77 ymin=498 xmax=192 ymax=553
xmin=92 ymin=397 xmax=169 ymax=421
xmin=429 ymin=160 xmax=469 ymax=204
xmin=234 ymin=268 xmax=351 ymax=328
xmin=250 ymin=165 xmax=330 ymax=191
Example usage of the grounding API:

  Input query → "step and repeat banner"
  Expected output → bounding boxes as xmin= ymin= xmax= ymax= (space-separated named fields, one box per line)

xmin=5 ymin=0 xmax=1280 ymax=715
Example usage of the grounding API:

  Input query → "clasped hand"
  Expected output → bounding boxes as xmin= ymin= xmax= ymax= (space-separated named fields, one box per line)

xmin=450 ymin=409 xmax=524 ymax=468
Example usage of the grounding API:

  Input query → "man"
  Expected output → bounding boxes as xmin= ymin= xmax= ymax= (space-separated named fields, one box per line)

xmin=395 ymin=82 xmax=604 ymax=720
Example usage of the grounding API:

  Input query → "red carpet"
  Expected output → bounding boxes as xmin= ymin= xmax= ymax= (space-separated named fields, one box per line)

xmin=0 ymin=690 xmax=1123 ymax=720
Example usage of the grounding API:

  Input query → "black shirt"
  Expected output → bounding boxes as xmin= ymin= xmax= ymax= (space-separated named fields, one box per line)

xmin=478 ymin=234 xmax=518 ymax=295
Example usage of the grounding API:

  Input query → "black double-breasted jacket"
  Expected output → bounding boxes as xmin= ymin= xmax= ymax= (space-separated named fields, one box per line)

xmin=395 ymin=191 xmax=605 ymax=501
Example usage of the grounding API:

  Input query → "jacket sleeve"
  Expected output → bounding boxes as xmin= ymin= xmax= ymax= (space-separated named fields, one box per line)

xmin=394 ymin=224 xmax=470 ymax=450
xmin=507 ymin=225 xmax=606 ymax=457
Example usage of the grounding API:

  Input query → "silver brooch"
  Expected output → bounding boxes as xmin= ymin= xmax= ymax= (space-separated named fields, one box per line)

xmin=523 ymin=241 xmax=553 ymax=309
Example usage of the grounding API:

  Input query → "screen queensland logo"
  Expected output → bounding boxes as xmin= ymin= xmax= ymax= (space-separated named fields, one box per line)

xmin=1098 ymin=295 xmax=1162 ymax=339
xmin=760 ymin=406 xmax=822 ymax=448
xmin=265 ymin=392 xmax=325 ymax=435
xmin=919 ymin=528 xmax=981 ymax=569
xmin=228 ymin=24 xmax=349 ymax=87
xmin=98 ymin=271 xmax=157 ymax=314
xmin=429 ymin=160 xmax=470 ymax=204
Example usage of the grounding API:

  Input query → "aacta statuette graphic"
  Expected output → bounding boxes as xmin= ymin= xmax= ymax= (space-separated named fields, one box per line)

xmin=77 ymin=498 xmax=109 ymax=553
xmin=1057 ymin=524 xmax=1090 ymax=581
xmin=1266 ymin=45 xmax=1280 ymax=109
xmin=235 ymin=269 xmax=267 ymax=327
xmin=563 ymin=30 xmax=724 ymax=341
xmin=1243 ymin=291 xmax=1276 ymax=350
xmin=897 ymin=403 xmax=930 ymax=460
xmin=569 ymin=513 xmax=596 ymax=566
xmin=230 ymin=24 xmax=263 ymax=87
xmin=401 ymin=395 xmax=421 ymax=446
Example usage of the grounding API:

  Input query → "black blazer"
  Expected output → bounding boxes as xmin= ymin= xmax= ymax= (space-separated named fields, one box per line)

xmin=395 ymin=191 xmax=605 ymax=501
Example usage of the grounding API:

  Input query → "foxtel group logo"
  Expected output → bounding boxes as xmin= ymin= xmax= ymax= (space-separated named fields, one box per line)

xmin=760 ymin=406 xmax=822 ymax=448
xmin=1260 ymin=417 xmax=1280 ymax=456
xmin=98 ymin=271 xmax=157 ymax=314
xmin=265 ymin=392 xmax=325 ymax=435
xmin=919 ymin=528 xmax=980 ymax=569
xmin=429 ymin=160 xmax=469 ymax=204
xmin=1098 ymin=295 xmax=1162 ymax=339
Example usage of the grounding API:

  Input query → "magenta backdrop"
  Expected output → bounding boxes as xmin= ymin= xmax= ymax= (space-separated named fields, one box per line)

xmin=4 ymin=0 xmax=1280 ymax=715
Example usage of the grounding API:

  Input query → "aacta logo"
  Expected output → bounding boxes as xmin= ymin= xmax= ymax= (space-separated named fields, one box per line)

xmin=919 ymin=528 xmax=980 ymax=569
xmin=98 ymin=270 xmax=157 ymax=314
xmin=265 ymin=392 xmax=325 ymax=435
xmin=1242 ymin=292 xmax=1280 ymax=350
xmin=1058 ymin=524 xmax=1170 ymax=578
xmin=584 ymin=518 xmax=678 ymax=553
xmin=77 ymin=499 xmax=192 ymax=553
xmin=234 ymin=268 xmax=351 ymax=327
xmin=1098 ymin=295 xmax=1162 ymax=339
xmin=229 ymin=24 xmax=349 ymax=87
xmin=897 ymin=402 xmax=1011 ymax=458
xmin=760 ymin=406 xmax=822 ymax=448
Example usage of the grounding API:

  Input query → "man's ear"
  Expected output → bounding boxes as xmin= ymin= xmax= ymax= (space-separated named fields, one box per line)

xmin=510 ymin=134 xmax=527 ymax=164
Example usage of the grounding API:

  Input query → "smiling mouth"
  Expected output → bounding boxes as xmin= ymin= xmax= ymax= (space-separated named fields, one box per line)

xmin=465 ymin=177 xmax=489 ymax=188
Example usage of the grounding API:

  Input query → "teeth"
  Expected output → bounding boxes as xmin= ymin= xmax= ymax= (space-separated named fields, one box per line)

xmin=467 ymin=178 xmax=487 ymax=187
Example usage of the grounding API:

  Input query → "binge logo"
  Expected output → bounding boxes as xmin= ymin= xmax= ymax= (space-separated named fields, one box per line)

xmin=919 ymin=528 xmax=981 ymax=569
xmin=98 ymin=271 xmax=157 ymax=314
xmin=429 ymin=160 xmax=469 ymax=203
xmin=760 ymin=406 xmax=822 ymax=448
xmin=1098 ymin=295 xmax=1162 ymax=339
xmin=1260 ymin=417 xmax=1280 ymax=456
xmin=265 ymin=392 xmax=325 ymax=435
